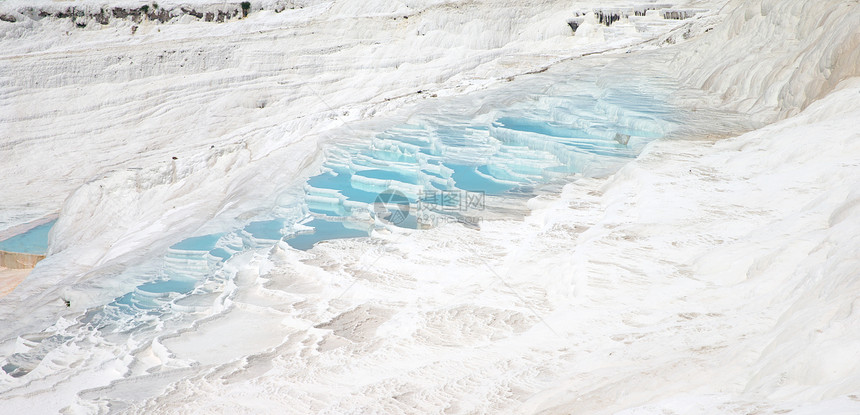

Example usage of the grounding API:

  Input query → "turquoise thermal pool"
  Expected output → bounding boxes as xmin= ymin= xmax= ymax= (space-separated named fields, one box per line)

xmin=2 ymin=69 xmax=681 ymax=376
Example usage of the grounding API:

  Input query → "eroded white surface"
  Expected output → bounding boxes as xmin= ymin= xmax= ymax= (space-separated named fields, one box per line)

xmin=1 ymin=0 xmax=859 ymax=413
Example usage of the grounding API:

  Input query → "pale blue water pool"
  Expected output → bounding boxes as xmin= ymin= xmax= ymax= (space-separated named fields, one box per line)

xmin=3 ymin=66 xmax=684 ymax=375
xmin=0 ymin=220 xmax=55 ymax=255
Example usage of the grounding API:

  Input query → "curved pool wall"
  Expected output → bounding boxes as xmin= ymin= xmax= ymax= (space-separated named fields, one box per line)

xmin=2 ymin=67 xmax=683 ymax=376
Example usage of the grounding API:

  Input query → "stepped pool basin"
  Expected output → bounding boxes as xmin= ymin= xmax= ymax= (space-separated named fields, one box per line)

xmin=2 ymin=67 xmax=684 ymax=376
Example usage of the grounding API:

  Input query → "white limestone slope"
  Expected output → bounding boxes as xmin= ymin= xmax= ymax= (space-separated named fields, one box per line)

xmin=120 ymin=73 xmax=860 ymax=415
xmin=0 ymin=0 xmax=859 ymax=413
xmin=0 ymin=0 xmax=710 ymax=310
xmin=671 ymin=0 xmax=860 ymax=121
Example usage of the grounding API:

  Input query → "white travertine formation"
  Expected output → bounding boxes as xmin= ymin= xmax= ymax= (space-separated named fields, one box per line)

xmin=0 ymin=0 xmax=858 ymax=413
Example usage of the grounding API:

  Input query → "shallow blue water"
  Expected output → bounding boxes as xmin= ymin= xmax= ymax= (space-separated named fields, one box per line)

xmin=285 ymin=219 xmax=372 ymax=251
xmin=447 ymin=164 xmax=515 ymax=194
xmin=0 ymin=220 xmax=55 ymax=255
xmin=2 ymin=69 xmax=680 ymax=357
xmin=169 ymin=233 xmax=223 ymax=251
xmin=245 ymin=219 xmax=287 ymax=241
